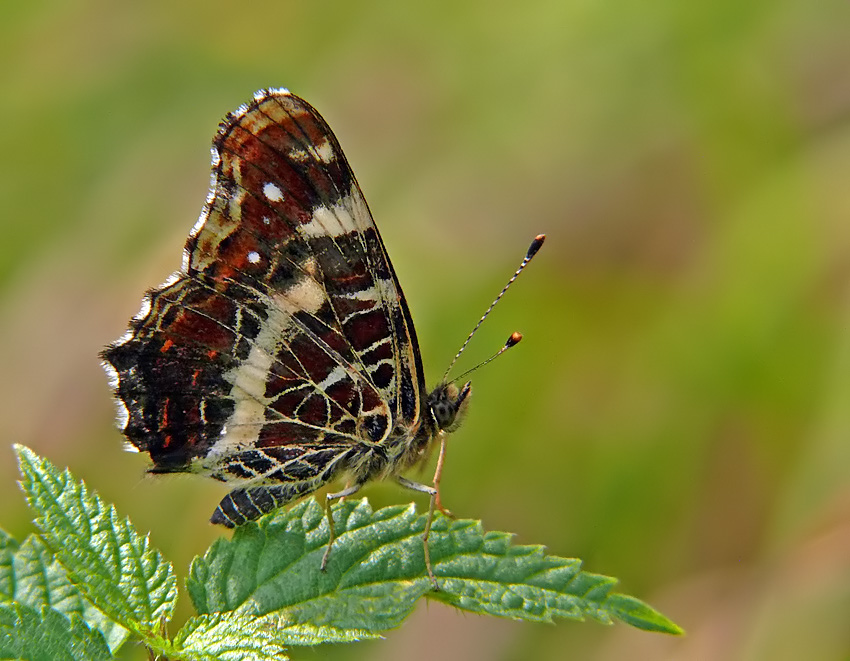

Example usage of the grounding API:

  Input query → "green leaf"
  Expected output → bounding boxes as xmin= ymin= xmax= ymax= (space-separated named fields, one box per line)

xmin=188 ymin=499 xmax=682 ymax=637
xmin=0 ymin=528 xmax=17 ymax=600
xmin=11 ymin=536 xmax=81 ymax=612
xmin=0 ymin=602 xmax=113 ymax=661
xmin=15 ymin=444 xmax=178 ymax=636
xmin=268 ymin=622 xmax=382 ymax=646
xmin=172 ymin=612 xmax=290 ymax=661
xmin=2 ymin=534 xmax=129 ymax=651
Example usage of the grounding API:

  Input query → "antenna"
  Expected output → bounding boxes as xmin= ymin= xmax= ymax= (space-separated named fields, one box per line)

xmin=450 ymin=331 xmax=523 ymax=383
xmin=441 ymin=234 xmax=545 ymax=383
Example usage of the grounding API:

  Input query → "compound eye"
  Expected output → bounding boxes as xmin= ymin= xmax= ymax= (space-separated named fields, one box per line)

xmin=433 ymin=399 xmax=454 ymax=428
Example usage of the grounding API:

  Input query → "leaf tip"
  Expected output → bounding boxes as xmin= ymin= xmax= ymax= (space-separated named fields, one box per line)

xmin=607 ymin=594 xmax=684 ymax=635
xmin=13 ymin=443 xmax=35 ymax=466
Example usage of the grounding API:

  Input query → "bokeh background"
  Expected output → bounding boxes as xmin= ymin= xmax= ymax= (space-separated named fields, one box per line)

xmin=3 ymin=1 xmax=850 ymax=659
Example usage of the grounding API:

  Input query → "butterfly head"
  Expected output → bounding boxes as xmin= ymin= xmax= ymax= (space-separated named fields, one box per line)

xmin=428 ymin=381 xmax=472 ymax=433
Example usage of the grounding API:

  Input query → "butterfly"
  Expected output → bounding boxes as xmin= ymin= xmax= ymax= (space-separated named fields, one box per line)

xmin=101 ymin=88 xmax=543 ymax=588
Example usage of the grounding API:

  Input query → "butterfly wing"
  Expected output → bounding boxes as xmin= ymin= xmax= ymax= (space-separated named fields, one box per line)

xmin=102 ymin=90 xmax=425 ymax=509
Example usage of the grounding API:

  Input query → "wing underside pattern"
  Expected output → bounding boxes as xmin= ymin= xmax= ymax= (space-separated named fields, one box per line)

xmin=102 ymin=90 xmax=427 ymax=510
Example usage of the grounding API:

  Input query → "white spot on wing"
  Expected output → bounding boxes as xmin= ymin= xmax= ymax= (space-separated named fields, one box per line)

xmin=274 ymin=259 xmax=325 ymax=315
xmin=247 ymin=251 xmax=260 ymax=264
xmin=301 ymin=187 xmax=371 ymax=238
xmin=263 ymin=182 xmax=284 ymax=202
xmin=313 ymin=140 xmax=335 ymax=163
xmin=340 ymin=278 xmax=396 ymax=303
xmin=289 ymin=139 xmax=335 ymax=164
xmin=316 ymin=365 xmax=348 ymax=392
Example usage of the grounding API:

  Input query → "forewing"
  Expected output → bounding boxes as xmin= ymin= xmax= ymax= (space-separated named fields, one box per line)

xmin=102 ymin=89 xmax=424 ymax=482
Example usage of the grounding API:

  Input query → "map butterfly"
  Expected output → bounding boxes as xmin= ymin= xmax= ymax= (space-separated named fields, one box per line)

xmin=101 ymin=89 xmax=544 ymax=587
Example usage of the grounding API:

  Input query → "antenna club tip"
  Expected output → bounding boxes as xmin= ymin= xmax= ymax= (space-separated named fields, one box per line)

xmin=527 ymin=234 xmax=546 ymax=258
xmin=506 ymin=331 xmax=523 ymax=347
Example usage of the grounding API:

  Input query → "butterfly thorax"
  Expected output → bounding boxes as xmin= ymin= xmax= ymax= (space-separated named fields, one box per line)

xmin=397 ymin=380 xmax=472 ymax=472
xmin=345 ymin=380 xmax=472 ymax=485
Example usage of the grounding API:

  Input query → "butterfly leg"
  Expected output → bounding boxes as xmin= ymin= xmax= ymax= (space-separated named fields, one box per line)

xmin=396 ymin=475 xmax=440 ymax=590
xmin=321 ymin=482 xmax=363 ymax=572
xmin=337 ymin=480 xmax=354 ymax=504
xmin=431 ymin=432 xmax=454 ymax=518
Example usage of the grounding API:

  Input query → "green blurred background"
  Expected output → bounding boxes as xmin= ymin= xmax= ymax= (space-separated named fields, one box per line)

xmin=3 ymin=1 xmax=850 ymax=658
